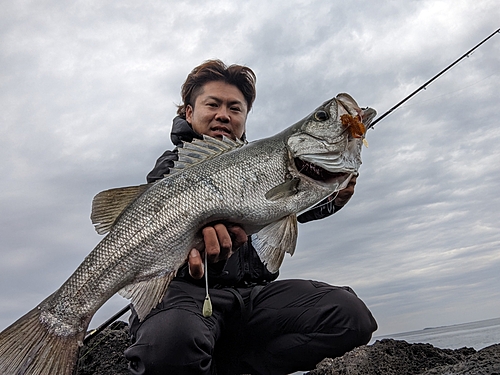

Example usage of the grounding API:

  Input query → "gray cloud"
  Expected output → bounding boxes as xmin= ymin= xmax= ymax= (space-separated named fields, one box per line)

xmin=1 ymin=0 xmax=499 ymax=341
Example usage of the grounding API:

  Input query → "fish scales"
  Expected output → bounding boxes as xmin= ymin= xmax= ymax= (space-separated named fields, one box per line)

xmin=0 ymin=93 xmax=376 ymax=375
xmin=36 ymin=136 xmax=295 ymax=334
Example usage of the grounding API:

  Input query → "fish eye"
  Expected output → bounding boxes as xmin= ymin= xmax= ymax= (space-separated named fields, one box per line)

xmin=314 ymin=110 xmax=329 ymax=121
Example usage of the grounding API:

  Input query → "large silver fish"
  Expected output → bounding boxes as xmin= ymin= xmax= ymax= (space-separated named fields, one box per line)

xmin=0 ymin=93 xmax=376 ymax=375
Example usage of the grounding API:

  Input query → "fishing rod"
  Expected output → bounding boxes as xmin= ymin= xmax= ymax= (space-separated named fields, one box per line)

xmin=84 ymin=304 xmax=131 ymax=343
xmin=367 ymin=27 xmax=500 ymax=130
xmin=84 ymin=27 xmax=500 ymax=344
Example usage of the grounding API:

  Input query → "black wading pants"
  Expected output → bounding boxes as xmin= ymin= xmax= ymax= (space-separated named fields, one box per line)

xmin=124 ymin=279 xmax=377 ymax=375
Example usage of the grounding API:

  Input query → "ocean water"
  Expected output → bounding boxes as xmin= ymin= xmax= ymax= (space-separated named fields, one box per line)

xmin=371 ymin=317 xmax=500 ymax=350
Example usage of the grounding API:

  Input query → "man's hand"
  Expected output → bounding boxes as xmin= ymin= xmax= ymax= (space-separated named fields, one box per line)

xmin=188 ymin=224 xmax=248 ymax=279
xmin=334 ymin=175 xmax=357 ymax=207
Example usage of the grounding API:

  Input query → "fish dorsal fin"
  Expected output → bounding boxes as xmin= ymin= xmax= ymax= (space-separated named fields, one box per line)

xmin=91 ymin=183 xmax=153 ymax=235
xmin=251 ymin=214 xmax=298 ymax=273
xmin=119 ymin=271 xmax=176 ymax=321
xmin=170 ymin=135 xmax=245 ymax=174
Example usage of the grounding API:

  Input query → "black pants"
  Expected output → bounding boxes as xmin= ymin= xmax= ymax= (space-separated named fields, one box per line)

xmin=124 ymin=279 xmax=377 ymax=375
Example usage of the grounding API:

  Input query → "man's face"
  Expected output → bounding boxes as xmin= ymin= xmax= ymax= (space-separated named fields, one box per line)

xmin=186 ymin=81 xmax=248 ymax=140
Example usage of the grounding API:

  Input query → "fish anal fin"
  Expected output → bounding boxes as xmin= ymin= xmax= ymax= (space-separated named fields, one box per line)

xmin=251 ymin=214 xmax=298 ymax=273
xmin=119 ymin=271 xmax=176 ymax=321
xmin=265 ymin=178 xmax=299 ymax=201
xmin=91 ymin=183 xmax=153 ymax=235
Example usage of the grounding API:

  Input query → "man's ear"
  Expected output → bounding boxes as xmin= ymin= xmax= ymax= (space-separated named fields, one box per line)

xmin=185 ymin=104 xmax=193 ymax=124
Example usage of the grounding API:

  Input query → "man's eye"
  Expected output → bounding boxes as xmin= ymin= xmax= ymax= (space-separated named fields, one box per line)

xmin=231 ymin=107 xmax=241 ymax=112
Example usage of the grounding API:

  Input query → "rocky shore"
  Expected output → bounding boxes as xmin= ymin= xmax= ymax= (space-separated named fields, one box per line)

xmin=76 ymin=321 xmax=500 ymax=375
xmin=308 ymin=339 xmax=500 ymax=375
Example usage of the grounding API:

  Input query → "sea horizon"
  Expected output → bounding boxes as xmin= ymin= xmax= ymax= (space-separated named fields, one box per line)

xmin=371 ymin=316 xmax=500 ymax=350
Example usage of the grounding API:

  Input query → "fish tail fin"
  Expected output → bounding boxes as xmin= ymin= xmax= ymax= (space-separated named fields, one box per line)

xmin=0 ymin=306 xmax=85 ymax=375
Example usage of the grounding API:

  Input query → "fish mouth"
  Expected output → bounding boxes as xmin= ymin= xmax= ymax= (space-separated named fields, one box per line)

xmin=294 ymin=157 xmax=349 ymax=183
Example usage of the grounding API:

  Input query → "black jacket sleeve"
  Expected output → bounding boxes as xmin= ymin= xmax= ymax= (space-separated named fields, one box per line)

xmin=297 ymin=195 xmax=344 ymax=223
xmin=146 ymin=149 xmax=178 ymax=183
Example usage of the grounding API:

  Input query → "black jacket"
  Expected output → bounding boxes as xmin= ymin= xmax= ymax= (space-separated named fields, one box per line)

xmin=147 ymin=117 xmax=342 ymax=287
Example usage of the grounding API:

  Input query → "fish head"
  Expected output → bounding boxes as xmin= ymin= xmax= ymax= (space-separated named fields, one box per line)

xmin=287 ymin=93 xmax=376 ymax=192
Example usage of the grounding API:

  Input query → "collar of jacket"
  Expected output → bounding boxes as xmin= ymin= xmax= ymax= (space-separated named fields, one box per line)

xmin=170 ymin=116 xmax=247 ymax=146
xmin=170 ymin=116 xmax=203 ymax=146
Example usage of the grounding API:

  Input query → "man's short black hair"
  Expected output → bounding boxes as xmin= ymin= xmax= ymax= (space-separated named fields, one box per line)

xmin=177 ymin=59 xmax=256 ymax=118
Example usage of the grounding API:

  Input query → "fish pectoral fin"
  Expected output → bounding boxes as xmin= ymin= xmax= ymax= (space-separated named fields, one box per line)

xmin=119 ymin=271 xmax=176 ymax=321
xmin=251 ymin=214 xmax=298 ymax=273
xmin=265 ymin=178 xmax=299 ymax=201
xmin=91 ymin=183 xmax=153 ymax=235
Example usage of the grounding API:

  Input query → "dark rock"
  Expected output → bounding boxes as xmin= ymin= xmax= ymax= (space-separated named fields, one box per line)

xmin=76 ymin=321 xmax=130 ymax=375
xmin=76 ymin=323 xmax=500 ymax=375
xmin=421 ymin=344 xmax=500 ymax=375
xmin=307 ymin=339 xmax=500 ymax=375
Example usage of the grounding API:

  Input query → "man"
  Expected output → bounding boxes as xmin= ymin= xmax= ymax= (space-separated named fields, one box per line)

xmin=124 ymin=60 xmax=377 ymax=375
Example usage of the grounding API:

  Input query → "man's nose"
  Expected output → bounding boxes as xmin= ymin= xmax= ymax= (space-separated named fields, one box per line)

xmin=215 ymin=107 xmax=230 ymax=122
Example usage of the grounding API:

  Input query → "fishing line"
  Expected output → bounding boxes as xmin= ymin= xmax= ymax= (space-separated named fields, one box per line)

xmin=368 ymin=28 xmax=499 ymax=129
xmin=310 ymin=191 xmax=340 ymax=211
xmin=202 ymin=253 xmax=213 ymax=317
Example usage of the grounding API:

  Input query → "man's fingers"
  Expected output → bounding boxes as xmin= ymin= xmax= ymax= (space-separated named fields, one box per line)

xmin=200 ymin=224 xmax=248 ymax=265
xmin=213 ymin=223 xmax=233 ymax=255
xmin=227 ymin=225 xmax=248 ymax=249
xmin=188 ymin=248 xmax=204 ymax=280
xmin=202 ymin=226 xmax=222 ymax=262
xmin=335 ymin=176 xmax=357 ymax=206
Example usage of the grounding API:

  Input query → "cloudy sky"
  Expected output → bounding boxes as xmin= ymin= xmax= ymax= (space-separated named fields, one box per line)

xmin=1 ymin=0 xmax=499 ymax=345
